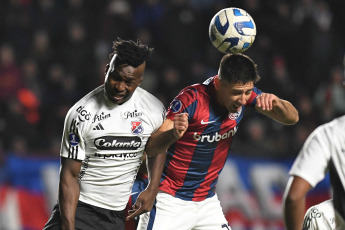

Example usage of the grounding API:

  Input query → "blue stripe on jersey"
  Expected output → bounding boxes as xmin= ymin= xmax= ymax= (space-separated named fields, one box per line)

xmin=161 ymin=142 xmax=174 ymax=182
xmin=175 ymin=101 xmax=221 ymax=200
xmin=161 ymin=97 xmax=197 ymax=184
xmin=207 ymin=176 xmax=219 ymax=197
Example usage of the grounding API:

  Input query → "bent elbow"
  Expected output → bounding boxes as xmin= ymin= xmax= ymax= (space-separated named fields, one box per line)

xmin=285 ymin=111 xmax=299 ymax=125
xmin=290 ymin=113 xmax=299 ymax=125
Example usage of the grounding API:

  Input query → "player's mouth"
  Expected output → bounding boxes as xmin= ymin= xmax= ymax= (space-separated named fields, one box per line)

xmin=106 ymin=90 xmax=127 ymax=103
xmin=235 ymin=106 xmax=242 ymax=111
xmin=232 ymin=105 xmax=241 ymax=112
xmin=113 ymin=94 xmax=125 ymax=100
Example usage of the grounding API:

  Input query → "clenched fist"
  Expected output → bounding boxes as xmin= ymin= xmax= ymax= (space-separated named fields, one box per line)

xmin=173 ymin=113 xmax=189 ymax=139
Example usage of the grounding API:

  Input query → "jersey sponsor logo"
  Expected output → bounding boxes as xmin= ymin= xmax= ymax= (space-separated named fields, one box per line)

xmin=124 ymin=110 xmax=143 ymax=119
xmin=94 ymin=136 xmax=142 ymax=150
xmin=94 ymin=152 xmax=138 ymax=160
xmin=193 ymin=126 xmax=238 ymax=142
xmin=131 ymin=121 xmax=144 ymax=135
xmin=221 ymin=224 xmax=231 ymax=229
xmin=79 ymin=156 xmax=90 ymax=180
xmin=201 ymin=119 xmax=216 ymax=125
xmin=93 ymin=123 xmax=104 ymax=130
xmin=76 ymin=106 xmax=91 ymax=122
xmin=170 ymin=100 xmax=182 ymax=113
xmin=69 ymin=133 xmax=80 ymax=146
xmin=92 ymin=112 xmax=111 ymax=123
xmin=229 ymin=107 xmax=242 ymax=120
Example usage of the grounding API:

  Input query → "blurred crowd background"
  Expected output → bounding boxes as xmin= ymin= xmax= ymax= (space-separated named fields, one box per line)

xmin=0 ymin=0 xmax=344 ymax=164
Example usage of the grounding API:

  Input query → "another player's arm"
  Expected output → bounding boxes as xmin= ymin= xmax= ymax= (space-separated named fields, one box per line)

xmin=255 ymin=93 xmax=299 ymax=125
xmin=126 ymin=152 xmax=166 ymax=220
xmin=126 ymin=113 xmax=188 ymax=220
xmin=145 ymin=152 xmax=166 ymax=196
xmin=59 ymin=157 xmax=82 ymax=230
xmin=145 ymin=113 xmax=189 ymax=157
xmin=283 ymin=176 xmax=312 ymax=230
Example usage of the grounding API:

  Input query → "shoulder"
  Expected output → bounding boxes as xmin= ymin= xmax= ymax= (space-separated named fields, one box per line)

xmin=66 ymin=86 xmax=104 ymax=120
xmin=136 ymin=88 xmax=163 ymax=104
xmin=329 ymin=115 xmax=345 ymax=131
xmin=176 ymin=83 xmax=206 ymax=101
xmin=135 ymin=87 xmax=164 ymax=109
xmin=309 ymin=115 xmax=345 ymax=140
xmin=134 ymin=87 xmax=165 ymax=116
xmin=303 ymin=200 xmax=336 ymax=230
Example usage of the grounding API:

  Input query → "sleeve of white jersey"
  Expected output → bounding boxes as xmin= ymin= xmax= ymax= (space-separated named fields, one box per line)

xmin=151 ymin=101 xmax=166 ymax=132
xmin=60 ymin=104 xmax=90 ymax=161
xmin=289 ymin=125 xmax=331 ymax=187
xmin=302 ymin=199 xmax=336 ymax=230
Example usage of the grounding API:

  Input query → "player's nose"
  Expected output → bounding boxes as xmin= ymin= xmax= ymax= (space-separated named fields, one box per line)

xmin=238 ymin=95 xmax=246 ymax=105
xmin=114 ymin=80 xmax=126 ymax=92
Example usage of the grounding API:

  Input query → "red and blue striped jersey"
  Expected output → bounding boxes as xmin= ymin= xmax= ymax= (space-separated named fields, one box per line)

xmin=159 ymin=76 xmax=262 ymax=201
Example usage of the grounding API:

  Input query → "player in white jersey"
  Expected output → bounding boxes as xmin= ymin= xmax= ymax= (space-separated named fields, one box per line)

xmin=302 ymin=199 xmax=345 ymax=230
xmin=43 ymin=38 xmax=165 ymax=230
xmin=283 ymin=115 xmax=345 ymax=230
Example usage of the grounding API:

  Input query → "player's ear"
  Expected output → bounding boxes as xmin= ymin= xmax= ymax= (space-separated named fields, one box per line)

xmin=214 ymin=76 xmax=220 ymax=90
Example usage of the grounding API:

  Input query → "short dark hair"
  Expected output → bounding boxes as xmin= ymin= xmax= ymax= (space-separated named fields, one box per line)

xmin=109 ymin=37 xmax=154 ymax=68
xmin=218 ymin=53 xmax=260 ymax=83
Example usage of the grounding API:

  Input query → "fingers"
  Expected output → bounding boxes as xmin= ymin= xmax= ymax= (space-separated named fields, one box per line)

xmin=256 ymin=93 xmax=276 ymax=111
xmin=126 ymin=199 xmax=153 ymax=221
xmin=173 ymin=113 xmax=189 ymax=138
xmin=132 ymin=199 xmax=142 ymax=211
xmin=126 ymin=205 xmax=145 ymax=221
xmin=126 ymin=198 xmax=143 ymax=220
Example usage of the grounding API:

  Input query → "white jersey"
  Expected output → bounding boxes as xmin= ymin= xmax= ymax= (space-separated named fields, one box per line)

xmin=289 ymin=115 xmax=345 ymax=222
xmin=60 ymin=85 xmax=165 ymax=211
xmin=302 ymin=199 xmax=345 ymax=230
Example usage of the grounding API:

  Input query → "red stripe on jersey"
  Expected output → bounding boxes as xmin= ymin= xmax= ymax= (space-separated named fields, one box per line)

xmin=160 ymin=87 xmax=210 ymax=196
xmin=191 ymin=120 xmax=234 ymax=201
xmin=159 ymin=140 xmax=198 ymax=196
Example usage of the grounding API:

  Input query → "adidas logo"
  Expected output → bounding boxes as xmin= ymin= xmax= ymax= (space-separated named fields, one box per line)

xmin=93 ymin=123 xmax=104 ymax=130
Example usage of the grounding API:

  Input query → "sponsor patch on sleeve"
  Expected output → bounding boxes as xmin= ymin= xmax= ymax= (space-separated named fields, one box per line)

xmin=170 ymin=100 xmax=182 ymax=113
xmin=69 ymin=133 xmax=80 ymax=146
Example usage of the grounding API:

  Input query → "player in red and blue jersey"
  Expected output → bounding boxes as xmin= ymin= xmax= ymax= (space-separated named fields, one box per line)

xmin=128 ymin=53 xmax=299 ymax=230
xmin=159 ymin=76 xmax=261 ymax=202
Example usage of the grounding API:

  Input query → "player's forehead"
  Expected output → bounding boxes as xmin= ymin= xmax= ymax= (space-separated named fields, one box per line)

xmin=225 ymin=80 xmax=254 ymax=91
xmin=112 ymin=63 xmax=145 ymax=80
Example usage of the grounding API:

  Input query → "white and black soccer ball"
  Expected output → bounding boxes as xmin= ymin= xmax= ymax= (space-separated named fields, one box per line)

xmin=209 ymin=7 xmax=256 ymax=54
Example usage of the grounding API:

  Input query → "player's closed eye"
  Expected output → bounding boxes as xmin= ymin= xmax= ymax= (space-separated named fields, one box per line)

xmin=125 ymin=80 xmax=135 ymax=86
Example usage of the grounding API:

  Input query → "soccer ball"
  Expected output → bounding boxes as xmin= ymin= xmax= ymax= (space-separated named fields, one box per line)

xmin=209 ymin=7 xmax=256 ymax=54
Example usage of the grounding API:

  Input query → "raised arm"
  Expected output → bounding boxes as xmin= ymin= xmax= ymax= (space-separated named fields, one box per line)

xmin=255 ymin=93 xmax=299 ymax=125
xmin=59 ymin=157 xmax=82 ymax=230
xmin=145 ymin=113 xmax=189 ymax=157
xmin=283 ymin=176 xmax=312 ymax=230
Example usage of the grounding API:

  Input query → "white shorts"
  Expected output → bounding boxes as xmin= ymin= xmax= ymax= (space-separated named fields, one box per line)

xmin=138 ymin=191 xmax=231 ymax=230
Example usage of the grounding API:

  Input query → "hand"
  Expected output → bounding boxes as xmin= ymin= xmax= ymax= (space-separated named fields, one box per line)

xmin=126 ymin=188 xmax=157 ymax=221
xmin=172 ymin=113 xmax=188 ymax=139
xmin=256 ymin=93 xmax=279 ymax=111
